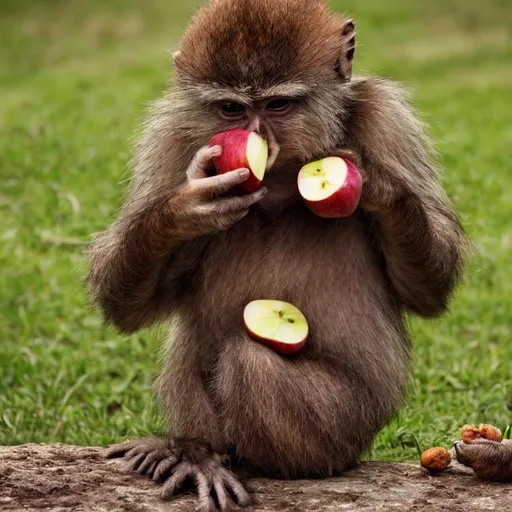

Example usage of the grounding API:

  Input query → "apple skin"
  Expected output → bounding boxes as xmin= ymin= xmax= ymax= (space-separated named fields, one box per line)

xmin=299 ymin=157 xmax=363 ymax=219
xmin=244 ymin=325 xmax=307 ymax=356
xmin=209 ymin=128 xmax=268 ymax=193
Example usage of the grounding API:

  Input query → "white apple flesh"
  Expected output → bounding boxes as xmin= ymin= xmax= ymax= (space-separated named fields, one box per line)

xmin=209 ymin=128 xmax=268 ymax=193
xmin=243 ymin=300 xmax=309 ymax=355
xmin=297 ymin=157 xmax=363 ymax=218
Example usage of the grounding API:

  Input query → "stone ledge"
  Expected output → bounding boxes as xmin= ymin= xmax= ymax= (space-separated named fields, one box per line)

xmin=0 ymin=444 xmax=509 ymax=511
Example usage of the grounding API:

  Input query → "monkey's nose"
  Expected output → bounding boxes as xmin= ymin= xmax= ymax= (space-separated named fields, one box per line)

xmin=246 ymin=116 xmax=261 ymax=134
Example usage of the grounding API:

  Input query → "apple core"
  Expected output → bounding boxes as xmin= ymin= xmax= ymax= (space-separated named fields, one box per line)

xmin=297 ymin=157 xmax=348 ymax=201
xmin=243 ymin=300 xmax=309 ymax=354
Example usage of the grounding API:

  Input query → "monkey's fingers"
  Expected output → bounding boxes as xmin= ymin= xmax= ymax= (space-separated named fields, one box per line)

xmin=136 ymin=449 xmax=172 ymax=475
xmin=219 ymin=469 xmax=251 ymax=508
xmin=192 ymin=168 xmax=251 ymax=197
xmin=160 ymin=462 xmax=194 ymax=500
xmin=105 ymin=440 xmax=141 ymax=458
xmin=146 ymin=460 xmax=160 ymax=478
xmin=195 ymin=471 xmax=217 ymax=512
xmin=153 ymin=454 xmax=180 ymax=481
xmin=209 ymin=210 xmax=250 ymax=233
xmin=123 ymin=452 xmax=148 ymax=473
xmin=213 ymin=475 xmax=233 ymax=512
xmin=211 ymin=188 xmax=267 ymax=214
xmin=187 ymin=145 xmax=222 ymax=181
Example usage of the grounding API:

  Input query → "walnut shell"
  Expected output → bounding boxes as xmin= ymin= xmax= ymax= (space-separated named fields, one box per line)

xmin=478 ymin=424 xmax=502 ymax=442
xmin=460 ymin=423 xmax=502 ymax=443
xmin=420 ymin=447 xmax=452 ymax=472
xmin=460 ymin=424 xmax=481 ymax=443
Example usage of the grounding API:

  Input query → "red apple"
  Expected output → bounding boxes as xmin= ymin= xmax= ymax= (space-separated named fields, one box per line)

xmin=297 ymin=157 xmax=363 ymax=218
xmin=209 ymin=128 xmax=268 ymax=193
xmin=243 ymin=300 xmax=309 ymax=355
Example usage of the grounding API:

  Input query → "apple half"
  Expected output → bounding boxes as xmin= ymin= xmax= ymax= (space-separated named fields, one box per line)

xmin=210 ymin=128 xmax=268 ymax=193
xmin=297 ymin=157 xmax=362 ymax=218
xmin=243 ymin=300 xmax=309 ymax=355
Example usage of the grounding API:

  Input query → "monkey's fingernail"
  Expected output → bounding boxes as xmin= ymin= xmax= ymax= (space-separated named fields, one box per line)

xmin=260 ymin=187 xmax=268 ymax=195
xmin=212 ymin=145 xmax=222 ymax=154
xmin=239 ymin=169 xmax=250 ymax=179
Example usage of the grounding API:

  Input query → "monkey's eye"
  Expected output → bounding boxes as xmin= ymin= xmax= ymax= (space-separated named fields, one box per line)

xmin=266 ymin=98 xmax=291 ymax=113
xmin=220 ymin=102 xmax=246 ymax=118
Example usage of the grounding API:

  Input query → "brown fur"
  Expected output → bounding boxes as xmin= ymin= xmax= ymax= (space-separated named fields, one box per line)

xmin=455 ymin=440 xmax=512 ymax=482
xmin=88 ymin=0 xmax=468 ymax=506
xmin=175 ymin=0 xmax=351 ymax=89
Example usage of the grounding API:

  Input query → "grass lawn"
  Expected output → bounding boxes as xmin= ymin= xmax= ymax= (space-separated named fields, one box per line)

xmin=1 ymin=0 xmax=511 ymax=462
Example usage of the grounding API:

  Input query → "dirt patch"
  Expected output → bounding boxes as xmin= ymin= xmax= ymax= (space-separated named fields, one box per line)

xmin=1 ymin=444 xmax=511 ymax=511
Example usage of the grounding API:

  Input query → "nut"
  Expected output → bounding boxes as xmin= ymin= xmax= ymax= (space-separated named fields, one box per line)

xmin=420 ymin=447 xmax=452 ymax=472
xmin=460 ymin=424 xmax=481 ymax=443
xmin=460 ymin=424 xmax=502 ymax=443
xmin=478 ymin=424 xmax=502 ymax=443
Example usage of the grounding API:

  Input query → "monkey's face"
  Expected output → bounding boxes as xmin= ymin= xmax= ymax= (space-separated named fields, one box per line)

xmin=172 ymin=0 xmax=356 ymax=173
xmin=205 ymin=86 xmax=347 ymax=171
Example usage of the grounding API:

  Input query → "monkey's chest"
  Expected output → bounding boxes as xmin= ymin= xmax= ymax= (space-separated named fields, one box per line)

xmin=195 ymin=210 xmax=387 ymax=339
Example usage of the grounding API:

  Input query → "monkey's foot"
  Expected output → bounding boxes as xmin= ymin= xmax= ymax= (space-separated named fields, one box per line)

xmin=105 ymin=438 xmax=177 ymax=479
xmin=105 ymin=438 xmax=251 ymax=511
xmin=161 ymin=454 xmax=251 ymax=511
xmin=454 ymin=439 xmax=512 ymax=482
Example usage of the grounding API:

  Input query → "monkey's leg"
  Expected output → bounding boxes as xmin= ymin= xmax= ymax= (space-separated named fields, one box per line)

xmin=454 ymin=439 xmax=512 ymax=482
xmin=215 ymin=339 xmax=404 ymax=477
xmin=107 ymin=336 xmax=251 ymax=511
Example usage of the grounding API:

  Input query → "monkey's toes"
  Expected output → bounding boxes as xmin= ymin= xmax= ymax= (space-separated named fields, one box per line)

xmin=105 ymin=438 xmax=176 ymax=479
xmin=161 ymin=457 xmax=251 ymax=512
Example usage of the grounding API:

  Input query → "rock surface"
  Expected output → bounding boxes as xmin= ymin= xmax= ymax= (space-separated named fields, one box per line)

xmin=0 ymin=444 xmax=511 ymax=511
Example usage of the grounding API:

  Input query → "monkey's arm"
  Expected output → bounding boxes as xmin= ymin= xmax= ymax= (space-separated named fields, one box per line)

xmin=87 ymin=199 xmax=207 ymax=334
xmin=88 ymin=139 xmax=265 ymax=334
xmin=349 ymin=78 xmax=468 ymax=317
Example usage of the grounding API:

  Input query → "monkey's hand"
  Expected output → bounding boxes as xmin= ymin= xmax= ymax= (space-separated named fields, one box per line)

xmin=330 ymin=149 xmax=408 ymax=213
xmin=454 ymin=439 xmax=512 ymax=482
xmin=106 ymin=438 xmax=251 ymax=511
xmin=169 ymin=145 xmax=267 ymax=240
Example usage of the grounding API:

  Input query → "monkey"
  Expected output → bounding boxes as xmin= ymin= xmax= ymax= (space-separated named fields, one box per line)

xmin=454 ymin=440 xmax=512 ymax=482
xmin=86 ymin=0 xmax=469 ymax=510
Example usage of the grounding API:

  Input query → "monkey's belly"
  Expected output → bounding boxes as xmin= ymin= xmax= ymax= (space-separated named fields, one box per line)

xmin=199 ymin=210 xmax=410 ymax=475
xmin=196 ymin=210 xmax=399 ymax=353
xmin=187 ymin=212 xmax=409 ymax=474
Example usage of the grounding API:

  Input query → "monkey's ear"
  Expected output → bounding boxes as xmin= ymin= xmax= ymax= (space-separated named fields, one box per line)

xmin=335 ymin=19 xmax=356 ymax=81
xmin=170 ymin=49 xmax=185 ymax=74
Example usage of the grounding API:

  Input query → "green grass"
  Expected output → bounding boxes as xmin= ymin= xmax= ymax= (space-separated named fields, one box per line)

xmin=1 ymin=0 xmax=511 ymax=462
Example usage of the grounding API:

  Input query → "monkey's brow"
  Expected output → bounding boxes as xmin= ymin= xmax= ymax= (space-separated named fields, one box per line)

xmin=194 ymin=82 xmax=312 ymax=104
xmin=259 ymin=83 xmax=312 ymax=99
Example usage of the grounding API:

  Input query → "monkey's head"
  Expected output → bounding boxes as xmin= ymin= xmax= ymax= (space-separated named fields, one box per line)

xmin=172 ymin=0 xmax=356 ymax=169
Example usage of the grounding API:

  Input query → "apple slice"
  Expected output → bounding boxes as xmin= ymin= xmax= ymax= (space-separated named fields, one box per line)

xmin=297 ymin=157 xmax=362 ymax=218
xmin=210 ymin=128 xmax=268 ymax=193
xmin=243 ymin=300 xmax=309 ymax=355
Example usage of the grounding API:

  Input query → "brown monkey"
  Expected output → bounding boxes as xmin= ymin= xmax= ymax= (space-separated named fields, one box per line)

xmin=87 ymin=0 xmax=468 ymax=510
